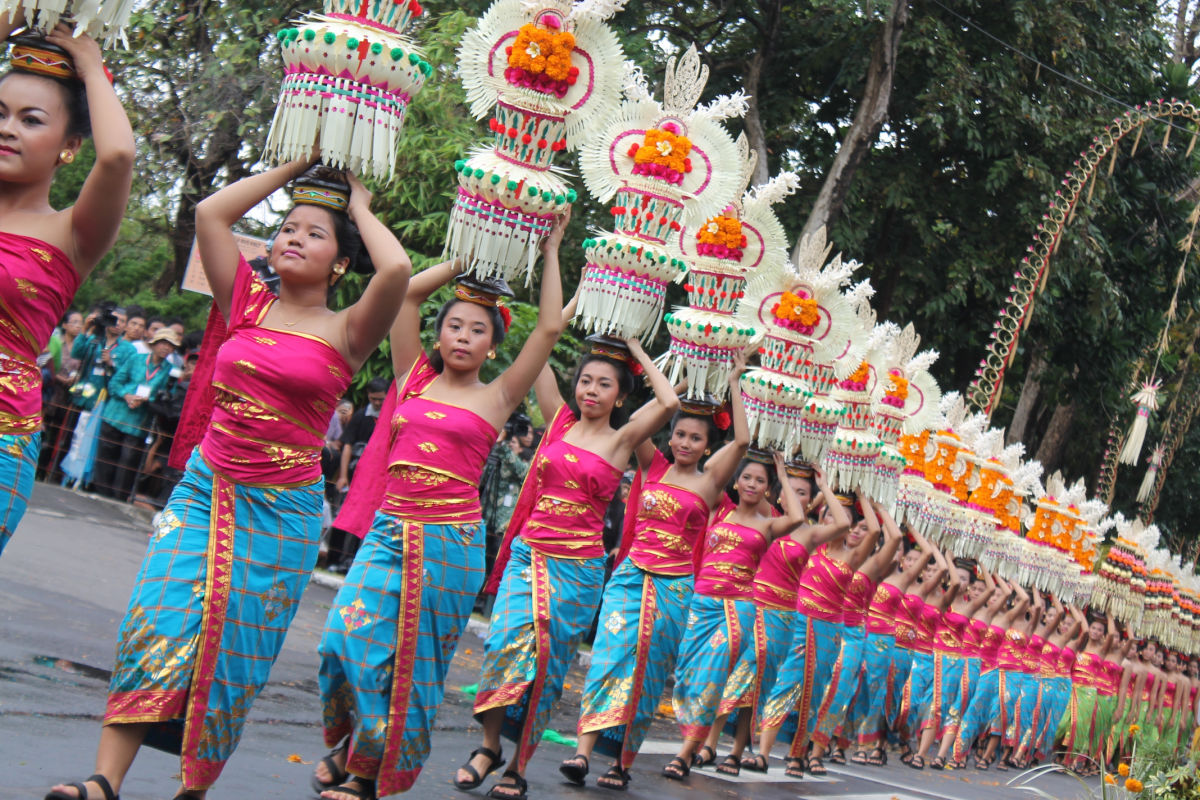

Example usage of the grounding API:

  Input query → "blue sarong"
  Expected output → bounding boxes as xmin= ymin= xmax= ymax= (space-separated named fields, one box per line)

xmin=762 ymin=615 xmax=842 ymax=758
xmin=905 ymin=651 xmax=936 ymax=736
xmin=672 ymin=593 xmax=755 ymax=742
xmin=888 ymin=645 xmax=915 ymax=739
xmin=579 ymin=558 xmax=693 ymax=769
xmin=475 ymin=537 xmax=605 ymax=773
xmin=104 ymin=450 xmax=321 ymax=790
xmin=718 ymin=606 xmax=796 ymax=738
xmin=319 ymin=511 xmax=485 ymax=795
xmin=0 ymin=431 xmax=38 ymax=557
xmin=813 ymin=624 xmax=867 ymax=748
xmin=853 ymin=632 xmax=896 ymax=747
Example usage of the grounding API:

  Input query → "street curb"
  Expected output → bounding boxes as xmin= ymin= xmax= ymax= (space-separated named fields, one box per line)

xmin=305 ymin=570 xmax=593 ymax=668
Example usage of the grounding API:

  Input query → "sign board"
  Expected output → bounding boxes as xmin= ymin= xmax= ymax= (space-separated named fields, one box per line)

xmin=181 ymin=233 xmax=271 ymax=296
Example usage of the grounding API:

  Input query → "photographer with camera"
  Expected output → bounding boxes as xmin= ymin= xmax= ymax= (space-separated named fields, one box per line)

xmin=69 ymin=303 xmax=133 ymax=412
xmin=92 ymin=327 xmax=180 ymax=499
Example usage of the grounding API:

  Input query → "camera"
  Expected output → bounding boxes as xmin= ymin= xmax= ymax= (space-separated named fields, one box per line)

xmin=504 ymin=412 xmax=531 ymax=440
xmin=92 ymin=303 xmax=120 ymax=333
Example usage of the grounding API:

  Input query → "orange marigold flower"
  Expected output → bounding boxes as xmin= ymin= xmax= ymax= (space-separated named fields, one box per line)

xmin=633 ymin=127 xmax=692 ymax=173
xmin=1124 ymin=778 xmax=1143 ymax=793
xmin=1117 ymin=763 xmax=1130 ymax=776
xmin=508 ymin=24 xmax=576 ymax=81
xmin=697 ymin=215 xmax=743 ymax=249
xmin=886 ymin=369 xmax=910 ymax=400
xmin=772 ymin=291 xmax=821 ymax=328
xmin=846 ymin=361 xmax=870 ymax=386
xmin=1104 ymin=774 xmax=1116 ymax=785
xmin=1129 ymin=724 xmax=1140 ymax=735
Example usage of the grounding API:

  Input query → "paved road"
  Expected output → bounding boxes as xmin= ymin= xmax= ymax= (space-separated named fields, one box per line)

xmin=0 ymin=483 xmax=1099 ymax=799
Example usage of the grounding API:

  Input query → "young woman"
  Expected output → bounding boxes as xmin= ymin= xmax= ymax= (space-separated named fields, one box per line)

xmin=706 ymin=464 xmax=850 ymax=776
xmin=848 ymin=530 xmax=935 ymax=764
xmin=456 ymin=337 xmax=680 ymax=800
xmin=933 ymin=568 xmax=999 ymax=768
xmin=0 ymin=24 xmax=133 ymax=555
xmin=755 ymin=491 xmax=880 ymax=778
xmin=313 ymin=214 xmax=570 ymax=800
xmin=46 ymin=159 xmax=411 ymax=800
xmin=1011 ymin=597 xmax=1080 ymax=767
xmin=1058 ymin=612 xmax=1117 ymax=774
xmin=660 ymin=451 xmax=812 ymax=781
xmin=560 ymin=369 xmax=751 ymax=790
xmin=809 ymin=501 xmax=904 ymax=769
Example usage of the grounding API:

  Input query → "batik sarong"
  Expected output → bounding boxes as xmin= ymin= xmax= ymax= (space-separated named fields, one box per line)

xmin=579 ymin=559 xmax=693 ymax=768
xmin=813 ymin=624 xmax=867 ymax=748
xmin=952 ymin=667 xmax=1002 ymax=761
xmin=0 ymin=431 xmax=38 ymax=556
xmin=911 ymin=652 xmax=966 ymax=739
xmin=475 ymin=537 xmax=605 ymax=773
xmin=761 ymin=615 xmax=841 ymax=757
xmin=319 ymin=512 xmax=485 ymax=795
xmin=904 ymin=651 xmax=936 ymax=735
xmin=104 ymin=450 xmax=321 ymax=790
xmin=854 ymin=632 xmax=897 ymax=747
xmin=718 ymin=606 xmax=796 ymax=733
xmin=942 ymin=657 xmax=979 ymax=745
xmin=1032 ymin=676 xmax=1070 ymax=758
xmin=671 ymin=593 xmax=755 ymax=742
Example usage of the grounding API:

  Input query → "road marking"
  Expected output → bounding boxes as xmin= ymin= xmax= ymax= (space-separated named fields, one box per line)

xmin=824 ymin=764 xmax=966 ymax=800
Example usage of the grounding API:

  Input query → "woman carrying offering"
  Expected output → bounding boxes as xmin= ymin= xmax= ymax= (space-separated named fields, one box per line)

xmin=313 ymin=213 xmax=570 ymax=800
xmin=0 ymin=23 xmax=133 ymax=556
xmin=661 ymin=452 xmax=815 ymax=781
xmin=561 ymin=364 xmax=751 ymax=791
xmin=46 ymin=160 xmax=411 ymax=800
xmin=456 ymin=334 xmax=680 ymax=800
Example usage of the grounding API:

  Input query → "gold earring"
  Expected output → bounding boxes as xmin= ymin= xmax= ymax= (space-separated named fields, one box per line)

xmin=487 ymin=350 xmax=496 ymax=360
xmin=704 ymin=449 xmax=711 ymax=455
xmin=433 ymin=342 xmax=440 ymax=350
xmin=615 ymin=399 xmax=623 ymax=408
xmin=59 ymin=150 xmax=75 ymax=164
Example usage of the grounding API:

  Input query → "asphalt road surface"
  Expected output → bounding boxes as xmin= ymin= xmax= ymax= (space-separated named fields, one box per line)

xmin=0 ymin=483 xmax=1101 ymax=799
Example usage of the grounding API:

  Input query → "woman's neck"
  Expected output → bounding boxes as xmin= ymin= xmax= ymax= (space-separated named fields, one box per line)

xmin=0 ymin=178 xmax=54 ymax=216
xmin=277 ymin=280 xmax=330 ymax=311
xmin=438 ymin=365 xmax=483 ymax=389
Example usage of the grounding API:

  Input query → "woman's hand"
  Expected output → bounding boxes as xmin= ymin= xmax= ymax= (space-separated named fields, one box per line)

xmin=729 ymin=344 xmax=751 ymax=385
xmin=46 ymin=25 xmax=105 ymax=82
xmin=346 ymin=172 xmax=373 ymax=219
xmin=540 ymin=206 xmax=572 ymax=255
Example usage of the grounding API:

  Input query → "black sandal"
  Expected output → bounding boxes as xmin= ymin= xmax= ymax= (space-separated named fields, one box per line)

xmin=558 ymin=754 xmax=589 ymax=786
xmin=829 ymin=748 xmax=846 ymax=765
xmin=311 ymin=743 xmax=350 ymax=794
xmin=455 ymin=746 xmax=506 ymax=791
xmin=485 ymin=771 xmax=527 ymax=800
xmin=716 ymin=754 xmax=741 ymax=776
xmin=319 ymin=778 xmax=376 ymax=800
xmin=974 ymin=755 xmax=991 ymax=771
xmin=929 ymin=756 xmax=946 ymax=770
xmin=741 ymin=753 xmax=769 ymax=772
xmin=806 ymin=756 xmax=827 ymax=776
xmin=45 ymin=774 xmax=119 ymax=800
xmin=908 ymin=754 xmax=926 ymax=770
xmin=691 ymin=745 xmax=716 ymax=768
xmin=662 ymin=756 xmax=690 ymax=781
xmin=866 ymin=748 xmax=887 ymax=766
xmin=850 ymin=750 xmax=869 ymax=765
xmin=596 ymin=765 xmax=631 ymax=791
xmin=784 ymin=757 xmax=805 ymax=778
xmin=899 ymin=748 xmax=914 ymax=766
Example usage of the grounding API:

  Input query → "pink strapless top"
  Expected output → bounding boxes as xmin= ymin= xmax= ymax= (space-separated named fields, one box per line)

xmin=1057 ymin=646 xmax=1076 ymax=678
xmin=1101 ymin=660 xmax=1123 ymax=696
xmin=1164 ymin=681 xmax=1177 ymax=709
xmin=627 ymin=478 xmax=711 ymax=576
xmin=842 ymin=571 xmax=875 ymax=627
xmin=1073 ymin=651 xmax=1105 ymax=688
xmin=520 ymin=439 xmax=621 ymax=559
xmin=866 ymin=581 xmax=903 ymax=635
xmin=202 ymin=258 xmax=350 ymax=485
xmin=964 ymin=618 xmax=988 ymax=657
xmin=911 ymin=601 xmax=941 ymax=654
xmin=753 ymin=536 xmax=809 ymax=610
xmin=1038 ymin=642 xmax=1061 ymax=678
xmin=933 ymin=610 xmax=970 ymax=655
xmin=0 ymin=233 xmax=80 ymax=433
xmin=1141 ymin=672 xmax=1157 ymax=702
xmin=695 ymin=520 xmax=769 ymax=599
xmin=382 ymin=396 xmax=496 ymax=524
xmin=795 ymin=547 xmax=854 ymax=623
xmin=981 ymin=624 xmax=1006 ymax=670
xmin=895 ymin=593 xmax=925 ymax=650
xmin=997 ymin=629 xmax=1027 ymax=671
xmin=1021 ymin=635 xmax=1045 ymax=673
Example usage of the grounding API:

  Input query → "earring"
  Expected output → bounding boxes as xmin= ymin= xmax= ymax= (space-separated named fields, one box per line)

xmin=433 ymin=342 xmax=441 ymax=351
xmin=615 ymin=399 xmax=624 ymax=408
xmin=59 ymin=150 xmax=75 ymax=164
xmin=704 ymin=449 xmax=711 ymax=455
xmin=333 ymin=265 xmax=347 ymax=276
xmin=487 ymin=350 xmax=496 ymax=360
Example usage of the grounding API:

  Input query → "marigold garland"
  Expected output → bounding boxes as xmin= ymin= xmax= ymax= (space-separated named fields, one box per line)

xmin=505 ymin=23 xmax=579 ymax=97
xmin=840 ymin=361 xmax=870 ymax=391
xmin=771 ymin=290 xmax=820 ymax=334
xmin=882 ymin=369 xmax=909 ymax=407
xmin=629 ymin=125 xmax=693 ymax=183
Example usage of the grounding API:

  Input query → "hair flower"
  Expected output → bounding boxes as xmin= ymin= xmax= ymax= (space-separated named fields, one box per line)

xmin=497 ymin=303 xmax=513 ymax=332
xmin=714 ymin=410 xmax=732 ymax=430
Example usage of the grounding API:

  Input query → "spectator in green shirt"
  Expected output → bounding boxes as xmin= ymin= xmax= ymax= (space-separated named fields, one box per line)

xmin=70 ymin=304 xmax=134 ymax=411
xmin=93 ymin=327 xmax=180 ymax=499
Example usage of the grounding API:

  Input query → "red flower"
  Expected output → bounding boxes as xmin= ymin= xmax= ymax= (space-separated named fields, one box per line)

xmin=629 ymin=360 xmax=644 ymax=377
xmin=714 ymin=410 xmax=732 ymax=430
xmin=497 ymin=304 xmax=513 ymax=332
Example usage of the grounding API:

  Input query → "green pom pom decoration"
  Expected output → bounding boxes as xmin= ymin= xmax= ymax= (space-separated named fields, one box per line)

xmin=408 ymin=52 xmax=420 ymax=64
xmin=304 ymin=28 xmax=316 ymax=41
xmin=614 ymin=243 xmax=623 ymax=252
xmin=347 ymin=37 xmax=359 ymax=49
xmin=490 ymin=174 xmax=501 ymax=185
xmin=527 ymin=186 xmax=539 ymax=197
xmin=541 ymin=190 xmax=553 ymax=201
xmin=391 ymin=47 xmax=405 ymax=61
xmin=566 ymin=189 xmax=578 ymax=203
xmin=507 ymin=180 xmax=518 ymax=191
xmin=371 ymin=42 xmax=383 ymax=55
xmin=473 ymin=168 xmax=485 ymax=179
xmin=276 ymin=29 xmax=287 ymax=41
xmin=454 ymin=159 xmax=466 ymax=171
xmin=420 ymin=61 xmax=433 ymax=77
xmin=324 ymin=31 xmax=336 ymax=44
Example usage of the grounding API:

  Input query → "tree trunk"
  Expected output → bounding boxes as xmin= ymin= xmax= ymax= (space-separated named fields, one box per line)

xmin=798 ymin=0 xmax=909 ymax=250
xmin=1033 ymin=399 xmax=1077 ymax=471
xmin=1007 ymin=351 xmax=1047 ymax=446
